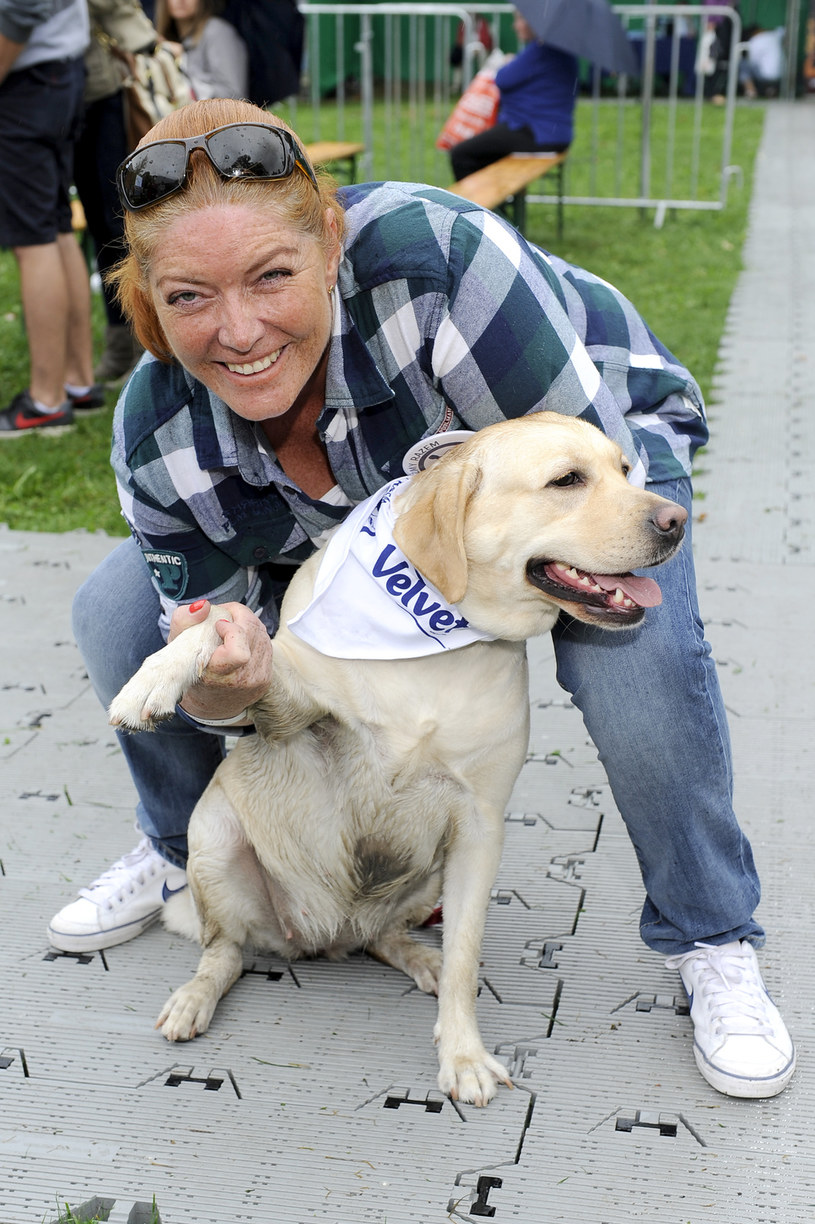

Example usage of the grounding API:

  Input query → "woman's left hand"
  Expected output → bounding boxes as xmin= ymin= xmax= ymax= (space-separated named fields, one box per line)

xmin=172 ymin=599 xmax=273 ymax=722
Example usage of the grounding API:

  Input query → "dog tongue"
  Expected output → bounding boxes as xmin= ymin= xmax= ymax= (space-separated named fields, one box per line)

xmin=590 ymin=572 xmax=662 ymax=607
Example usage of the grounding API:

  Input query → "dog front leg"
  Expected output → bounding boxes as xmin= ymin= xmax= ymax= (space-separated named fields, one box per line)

xmin=156 ymin=935 xmax=244 ymax=1041
xmin=109 ymin=607 xmax=227 ymax=731
xmin=434 ymin=820 xmax=512 ymax=1107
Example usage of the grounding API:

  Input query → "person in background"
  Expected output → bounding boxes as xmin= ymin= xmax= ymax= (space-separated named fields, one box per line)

xmin=48 ymin=97 xmax=795 ymax=1104
xmin=741 ymin=25 xmax=784 ymax=99
xmin=450 ymin=8 xmax=577 ymax=181
xmin=155 ymin=0 xmax=248 ymax=100
xmin=0 ymin=0 xmax=101 ymax=435
xmin=76 ymin=0 xmax=158 ymax=387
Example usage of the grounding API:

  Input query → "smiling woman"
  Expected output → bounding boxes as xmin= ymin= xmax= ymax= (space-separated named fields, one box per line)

xmin=49 ymin=95 xmax=795 ymax=1106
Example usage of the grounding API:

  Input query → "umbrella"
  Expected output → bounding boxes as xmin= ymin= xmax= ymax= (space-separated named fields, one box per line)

xmin=513 ymin=0 xmax=639 ymax=76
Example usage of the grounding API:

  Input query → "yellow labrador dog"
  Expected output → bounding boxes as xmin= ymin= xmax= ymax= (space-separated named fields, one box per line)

xmin=109 ymin=414 xmax=686 ymax=1107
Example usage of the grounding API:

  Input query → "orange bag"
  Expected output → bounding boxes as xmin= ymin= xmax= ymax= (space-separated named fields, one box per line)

xmin=436 ymin=67 xmax=500 ymax=151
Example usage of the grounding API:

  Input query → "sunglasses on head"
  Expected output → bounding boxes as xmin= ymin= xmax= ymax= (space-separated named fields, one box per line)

xmin=116 ymin=122 xmax=320 ymax=212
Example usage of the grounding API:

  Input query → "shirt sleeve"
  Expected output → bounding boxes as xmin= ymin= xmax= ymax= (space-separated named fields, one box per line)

xmin=111 ymin=374 xmax=258 ymax=639
xmin=430 ymin=206 xmax=707 ymax=483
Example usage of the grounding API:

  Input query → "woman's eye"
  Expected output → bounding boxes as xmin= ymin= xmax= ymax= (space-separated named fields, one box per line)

xmin=548 ymin=471 xmax=582 ymax=488
xmin=168 ymin=290 xmax=199 ymax=305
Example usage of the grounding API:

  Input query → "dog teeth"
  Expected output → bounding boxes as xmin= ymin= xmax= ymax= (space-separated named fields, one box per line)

xmin=611 ymin=588 xmax=635 ymax=608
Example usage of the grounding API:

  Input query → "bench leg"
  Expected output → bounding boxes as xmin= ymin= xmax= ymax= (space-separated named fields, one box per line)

xmin=511 ymin=189 xmax=527 ymax=233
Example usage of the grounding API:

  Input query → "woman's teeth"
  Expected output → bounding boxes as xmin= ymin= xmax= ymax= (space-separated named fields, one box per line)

xmin=225 ymin=351 xmax=280 ymax=375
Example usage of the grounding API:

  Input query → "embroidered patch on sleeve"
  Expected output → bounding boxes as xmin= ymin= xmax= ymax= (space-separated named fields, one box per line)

xmin=142 ymin=549 xmax=190 ymax=601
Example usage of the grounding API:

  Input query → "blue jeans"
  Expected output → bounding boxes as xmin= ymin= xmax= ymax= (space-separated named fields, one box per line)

xmin=72 ymin=476 xmax=763 ymax=954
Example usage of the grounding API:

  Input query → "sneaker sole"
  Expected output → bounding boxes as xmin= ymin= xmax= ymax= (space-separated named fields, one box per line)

xmin=0 ymin=422 xmax=75 ymax=439
xmin=47 ymin=907 xmax=162 ymax=953
xmin=694 ymin=1044 xmax=797 ymax=1098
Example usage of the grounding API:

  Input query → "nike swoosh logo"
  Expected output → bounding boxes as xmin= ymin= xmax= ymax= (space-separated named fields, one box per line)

xmin=14 ymin=411 xmax=68 ymax=429
xmin=162 ymin=881 xmax=188 ymax=902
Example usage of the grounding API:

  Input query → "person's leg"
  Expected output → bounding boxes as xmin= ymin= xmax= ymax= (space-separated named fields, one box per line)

xmin=57 ymin=230 xmax=95 ymax=391
xmin=71 ymin=537 xmax=226 ymax=866
xmin=450 ymin=122 xmax=540 ymax=180
xmin=13 ymin=242 xmax=70 ymax=407
xmin=551 ymin=476 xmax=762 ymax=956
xmin=49 ymin=538 xmax=227 ymax=951
xmin=551 ymin=475 xmax=793 ymax=1098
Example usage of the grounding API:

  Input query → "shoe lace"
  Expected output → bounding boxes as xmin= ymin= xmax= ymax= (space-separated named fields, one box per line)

xmin=78 ymin=838 xmax=159 ymax=909
xmin=683 ymin=942 xmax=776 ymax=1038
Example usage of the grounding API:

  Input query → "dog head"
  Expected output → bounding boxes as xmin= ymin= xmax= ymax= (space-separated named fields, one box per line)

xmin=392 ymin=414 xmax=687 ymax=640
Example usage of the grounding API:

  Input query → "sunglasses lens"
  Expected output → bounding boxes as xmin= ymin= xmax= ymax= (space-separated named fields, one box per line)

xmin=121 ymin=143 xmax=189 ymax=209
xmin=206 ymin=126 xmax=292 ymax=180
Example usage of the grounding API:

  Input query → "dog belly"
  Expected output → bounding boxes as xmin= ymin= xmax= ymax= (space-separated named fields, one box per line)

xmin=208 ymin=729 xmax=453 ymax=958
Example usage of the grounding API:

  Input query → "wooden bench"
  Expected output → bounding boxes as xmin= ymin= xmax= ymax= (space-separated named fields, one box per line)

xmin=304 ymin=140 xmax=366 ymax=183
xmin=447 ymin=152 xmax=567 ymax=237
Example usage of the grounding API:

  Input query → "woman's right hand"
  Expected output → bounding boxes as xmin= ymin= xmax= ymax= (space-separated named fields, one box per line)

xmin=171 ymin=599 xmax=273 ymax=722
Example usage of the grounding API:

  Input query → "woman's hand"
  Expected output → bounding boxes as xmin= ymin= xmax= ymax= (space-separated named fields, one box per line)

xmin=171 ymin=599 xmax=273 ymax=722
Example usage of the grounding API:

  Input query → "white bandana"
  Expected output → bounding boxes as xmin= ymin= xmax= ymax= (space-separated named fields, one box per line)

xmin=287 ymin=478 xmax=497 ymax=659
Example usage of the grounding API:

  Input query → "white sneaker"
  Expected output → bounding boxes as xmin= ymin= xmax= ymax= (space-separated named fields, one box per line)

xmin=666 ymin=940 xmax=796 ymax=1098
xmin=47 ymin=838 xmax=188 ymax=952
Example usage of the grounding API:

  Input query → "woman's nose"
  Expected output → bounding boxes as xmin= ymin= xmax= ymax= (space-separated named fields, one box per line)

xmin=217 ymin=297 xmax=266 ymax=353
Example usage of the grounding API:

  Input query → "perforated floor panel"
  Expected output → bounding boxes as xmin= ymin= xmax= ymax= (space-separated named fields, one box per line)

xmin=2 ymin=102 xmax=814 ymax=1223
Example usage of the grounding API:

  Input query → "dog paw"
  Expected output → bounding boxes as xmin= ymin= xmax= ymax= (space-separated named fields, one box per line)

xmin=109 ymin=657 xmax=187 ymax=731
xmin=437 ymin=1047 xmax=512 ymax=1107
xmin=405 ymin=943 xmax=443 ymax=994
xmin=156 ymin=980 xmax=219 ymax=1042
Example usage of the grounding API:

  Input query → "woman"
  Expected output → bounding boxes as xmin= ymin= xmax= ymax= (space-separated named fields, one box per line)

xmin=451 ymin=10 xmax=578 ymax=181
xmin=155 ymin=0 xmax=248 ymax=99
xmin=48 ymin=98 xmax=794 ymax=1101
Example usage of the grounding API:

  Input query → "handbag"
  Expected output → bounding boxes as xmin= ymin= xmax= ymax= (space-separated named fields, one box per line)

xmin=109 ymin=40 xmax=196 ymax=149
xmin=436 ymin=52 xmax=509 ymax=151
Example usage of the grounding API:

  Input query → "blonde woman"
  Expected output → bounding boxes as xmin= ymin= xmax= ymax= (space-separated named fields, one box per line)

xmin=156 ymin=0 xmax=248 ymax=99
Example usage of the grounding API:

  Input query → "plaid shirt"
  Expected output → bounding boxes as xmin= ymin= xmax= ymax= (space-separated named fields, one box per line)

xmin=113 ymin=180 xmax=707 ymax=633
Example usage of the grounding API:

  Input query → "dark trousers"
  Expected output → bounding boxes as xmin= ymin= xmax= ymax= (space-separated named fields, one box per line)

xmin=73 ymin=91 xmax=130 ymax=328
xmin=450 ymin=122 xmax=570 ymax=181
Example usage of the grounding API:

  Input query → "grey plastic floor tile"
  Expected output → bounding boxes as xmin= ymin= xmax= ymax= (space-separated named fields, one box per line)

xmin=3 ymin=101 xmax=815 ymax=1222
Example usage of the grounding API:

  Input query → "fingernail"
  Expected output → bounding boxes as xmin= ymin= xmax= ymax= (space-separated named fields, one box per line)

xmin=189 ymin=599 xmax=206 ymax=613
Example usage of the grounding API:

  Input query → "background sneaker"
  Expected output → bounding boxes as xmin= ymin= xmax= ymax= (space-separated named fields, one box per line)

xmin=47 ymin=837 xmax=188 ymax=952
xmin=67 ymin=383 xmax=106 ymax=411
xmin=667 ymin=940 xmax=796 ymax=1098
xmin=0 ymin=389 xmax=73 ymax=435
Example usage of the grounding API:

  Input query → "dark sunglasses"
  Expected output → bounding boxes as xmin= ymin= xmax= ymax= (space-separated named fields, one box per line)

xmin=116 ymin=122 xmax=320 ymax=212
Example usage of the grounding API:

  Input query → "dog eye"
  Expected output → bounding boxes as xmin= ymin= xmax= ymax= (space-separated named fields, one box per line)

xmin=548 ymin=471 xmax=582 ymax=488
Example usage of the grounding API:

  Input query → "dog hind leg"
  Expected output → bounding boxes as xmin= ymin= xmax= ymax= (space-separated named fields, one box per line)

xmin=367 ymin=929 xmax=442 ymax=995
xmin=156 ymin=935 xmax=244 ymax=1041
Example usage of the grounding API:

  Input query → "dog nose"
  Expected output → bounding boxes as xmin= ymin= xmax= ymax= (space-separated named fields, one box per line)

xmin=652 ymin=500 xmax=688 ymax=541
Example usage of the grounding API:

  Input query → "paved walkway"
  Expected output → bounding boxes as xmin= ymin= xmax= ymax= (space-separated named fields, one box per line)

xmin=1 ymin=101 xmax=813 ymax=1224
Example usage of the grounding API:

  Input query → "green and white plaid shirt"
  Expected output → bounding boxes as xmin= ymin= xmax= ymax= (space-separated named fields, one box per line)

xmin=113 ymin=180 xmax=707 ymax=633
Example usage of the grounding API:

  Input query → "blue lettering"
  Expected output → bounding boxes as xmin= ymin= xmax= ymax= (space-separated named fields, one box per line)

xmin=372 ymin=545 xmax=408 ymax=578
xmin=386 ymin=573 xmax=413 ymax=596
xmin=429 ymin=610 xmax=456 ymax=631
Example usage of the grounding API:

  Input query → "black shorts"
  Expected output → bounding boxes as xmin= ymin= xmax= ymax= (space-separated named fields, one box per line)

xmin=0 ymin=56 xmax=85 ymax=248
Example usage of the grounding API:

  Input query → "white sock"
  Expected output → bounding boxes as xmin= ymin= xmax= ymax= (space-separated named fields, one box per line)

xmin=31 ymin=396 xmax=64 ymax=415
xmin=64 ymin=382 xmax=92 ymax=398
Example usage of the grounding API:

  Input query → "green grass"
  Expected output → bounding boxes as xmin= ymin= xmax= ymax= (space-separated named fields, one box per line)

xmin=0 ymin=100 xmax=766 ymax=535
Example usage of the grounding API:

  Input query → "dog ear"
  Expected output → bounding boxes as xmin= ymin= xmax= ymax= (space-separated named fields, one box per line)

xmin=393 ymin=456 xmax=481 ymax=604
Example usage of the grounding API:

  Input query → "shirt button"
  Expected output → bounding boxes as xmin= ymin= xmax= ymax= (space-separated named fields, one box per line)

xmin=253 ymin=547 xmax=267 ymax=560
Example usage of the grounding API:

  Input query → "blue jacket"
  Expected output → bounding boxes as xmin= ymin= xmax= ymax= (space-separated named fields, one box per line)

xmin=496 ymin=42 xmax=578 ymax=148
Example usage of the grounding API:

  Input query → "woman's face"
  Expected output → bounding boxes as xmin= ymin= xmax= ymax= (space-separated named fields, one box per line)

xmin=513 ymin=12 xmax=536 ymax=43
xmin=147 ymin=203 xmax=341 ymax=423
xmin=167 ymin=0 xmax=199 ymax=23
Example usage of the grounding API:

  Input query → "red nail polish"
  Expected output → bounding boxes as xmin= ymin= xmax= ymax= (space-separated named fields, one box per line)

xmin=189 ymin=599 xmax=206 ymax=613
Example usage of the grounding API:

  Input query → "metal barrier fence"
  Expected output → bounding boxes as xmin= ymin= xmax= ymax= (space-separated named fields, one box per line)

xmin=285 ymin=4 xmax=746 ymax=225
